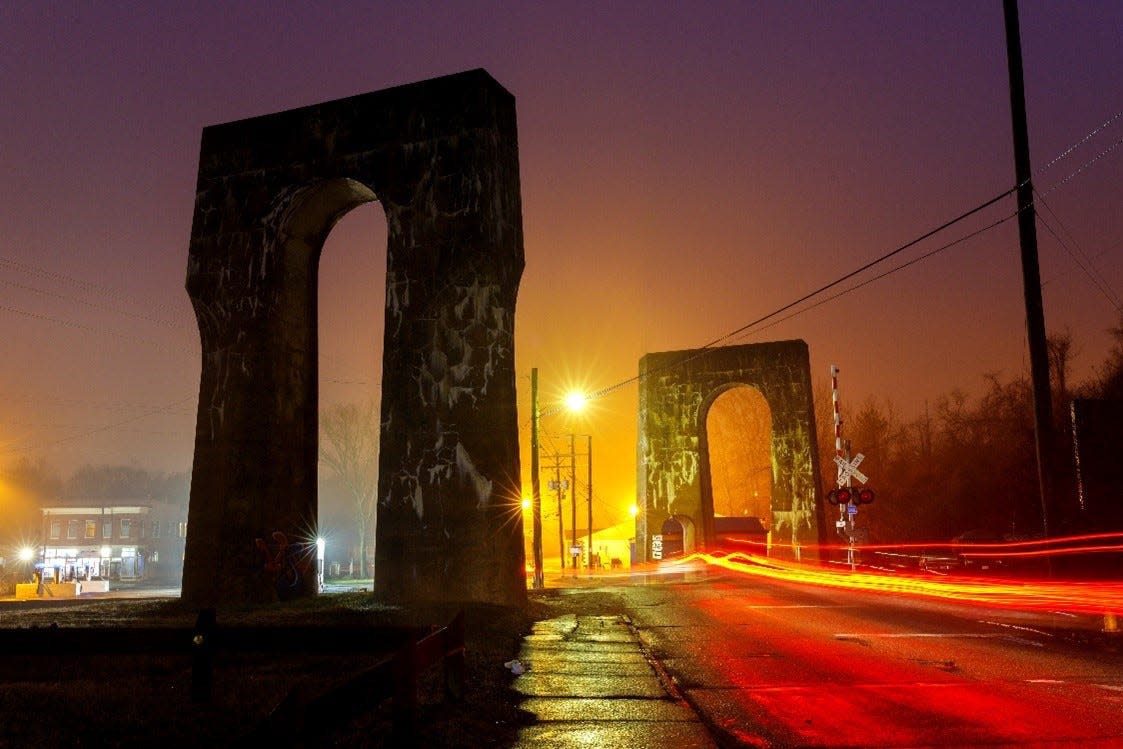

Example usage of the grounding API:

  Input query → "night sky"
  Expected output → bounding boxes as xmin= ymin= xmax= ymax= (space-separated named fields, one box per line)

xmin=1 ymin=2 xmax=1120 ymax=527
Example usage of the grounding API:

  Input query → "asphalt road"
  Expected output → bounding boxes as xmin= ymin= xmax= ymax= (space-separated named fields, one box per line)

xmin=620 ymin=567 xmax=1123 ymax=748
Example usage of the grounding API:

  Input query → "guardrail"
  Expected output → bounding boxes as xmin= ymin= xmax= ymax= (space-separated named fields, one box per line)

xmin=0 ymin=608 xmax=466 ymax=744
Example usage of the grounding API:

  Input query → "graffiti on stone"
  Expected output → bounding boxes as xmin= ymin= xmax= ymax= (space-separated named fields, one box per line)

xmin=181 ymin=70 xmax=526 ymax=608
xmin=636 ymin=341 xmax=824 ymax=561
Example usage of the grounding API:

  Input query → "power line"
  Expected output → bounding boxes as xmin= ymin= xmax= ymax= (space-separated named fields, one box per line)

xmin=1038 ymin=134 xmax=1123 ymax=197
xmin=543 ymin=186 xmax=1017 ymax=416
xmin=731 ymin=208 xmax=1024 ymax=342
xmin=0 ymin=277 xmax=184 ymax=329
xmin=0 ymin=395 xmax=196 ymax=457
xmin=1035 ymin=110 xmax=1122 ymax=177
xmin=0 ymin=302 xmax=196 ymax=359
xmin=0 ymin=253 xmax=182 ymax=320
xmin=1033 ymin=189 xmax=1122 ymax=310
xmin=542 ymin=111 xmax=1123 ymax=414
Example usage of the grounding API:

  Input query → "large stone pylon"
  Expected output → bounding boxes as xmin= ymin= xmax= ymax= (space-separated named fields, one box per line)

xmin=182 ymin=70 xmax=527 ymax=608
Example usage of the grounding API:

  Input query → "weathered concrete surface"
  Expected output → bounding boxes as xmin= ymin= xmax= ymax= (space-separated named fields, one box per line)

xmin=182 ymin=69 xmax=526 ymax=608
xmin=512 ymin=614 xmax=717 ymax=748
xmin=636 ymin=341 xmax=824 ymax=562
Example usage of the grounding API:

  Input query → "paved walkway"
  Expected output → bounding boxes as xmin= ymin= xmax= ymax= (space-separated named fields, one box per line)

xmin=510 ymin=613 xmax=718 ymax=748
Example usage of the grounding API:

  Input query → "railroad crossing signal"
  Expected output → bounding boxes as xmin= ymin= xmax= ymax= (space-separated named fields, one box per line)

xmin=834 ymin=454 xmax=868 ymax=486
xmin=827 ymin=486 xmax=875 ymax=505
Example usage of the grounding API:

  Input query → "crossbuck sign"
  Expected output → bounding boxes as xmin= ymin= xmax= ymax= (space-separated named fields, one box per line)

xmin=834 ymin=453 xmax=868 ymax=486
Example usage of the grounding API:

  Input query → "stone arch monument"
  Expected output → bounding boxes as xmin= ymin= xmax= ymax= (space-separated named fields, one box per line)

xmin=181 ymin=70 xmax=526 ymax=607
xmin=636 ymin=340 xmax=824 ymax=562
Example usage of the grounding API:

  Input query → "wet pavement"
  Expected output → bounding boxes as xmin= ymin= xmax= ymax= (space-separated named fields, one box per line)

xmin=510 ymin=612 xmax=718 ymax=748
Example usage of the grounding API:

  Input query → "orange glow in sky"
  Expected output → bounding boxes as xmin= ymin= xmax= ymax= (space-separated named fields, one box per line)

xmin=0 ymin=4 xmax=1120 ymax=548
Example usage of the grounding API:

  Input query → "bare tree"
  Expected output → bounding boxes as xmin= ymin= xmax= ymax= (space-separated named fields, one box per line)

xmin=320 ymin=401 xmax=379 ymax=577
xmin=1047 ymin=330 xmax=1076 ymax=412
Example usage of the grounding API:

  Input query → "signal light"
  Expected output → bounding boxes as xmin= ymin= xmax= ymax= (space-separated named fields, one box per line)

xmin=855 ymin=487 xmax=875 ymax=505
xmin=827 ymin=487 xmax=853 ymax=504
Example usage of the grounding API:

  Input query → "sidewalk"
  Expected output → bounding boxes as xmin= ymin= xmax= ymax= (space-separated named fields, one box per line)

xmin=509 ymin=611 xmax=718 ymax=748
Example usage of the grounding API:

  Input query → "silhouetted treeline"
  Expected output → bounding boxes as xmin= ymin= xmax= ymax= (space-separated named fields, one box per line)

xmin=0 ymin=461 xmax=190 ymax=546
xmin=820 ymin=316 xmax=1123 ymax=543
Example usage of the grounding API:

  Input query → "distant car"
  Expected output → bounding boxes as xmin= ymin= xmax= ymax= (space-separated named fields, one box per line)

xmin=919 ymin=529 xmax=1009 ymax=574
xmin=713 ymin=516 xmax=768 ymax=552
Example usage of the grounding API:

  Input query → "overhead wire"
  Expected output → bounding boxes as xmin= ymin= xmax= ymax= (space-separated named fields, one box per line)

xmin=541 ymin=186 xmax=1017 ymax=416
xmin=730 ymin=207 xmax=1026 ymax=342
xmin=7 ymin=110 xmax=1122 ymax=453
xmin=0 ymin=395 xmax=196 ymax=457
xmin=1036 ymin=212 xmax=1122 ymax=312
xmin=541 ymin=109 xmax=1123 ymax=415
xmin=0 ymin=301 xmax=196 ymax=359
xmin=0 ymin=277 xmax=185 ymax=329
xmin=0 ymin=253 xmax=184 ymax=321
xmin=1034 ymin=110 xmax=1121 ymax=176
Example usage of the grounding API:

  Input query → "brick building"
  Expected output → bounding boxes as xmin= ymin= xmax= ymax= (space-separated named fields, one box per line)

xmin=39 ymin=500 xmax=187 ymax=583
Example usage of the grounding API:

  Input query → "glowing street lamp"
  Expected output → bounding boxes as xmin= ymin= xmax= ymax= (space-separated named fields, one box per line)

xmin=530 ymin=369 xmax=545 ymax=589
xmin=565 ymin=391 xmax=587 ymax=413
xmin=562 ymin=391 xmax=594 ymax=574
xmin=316 ymin=536 xmax=326 ymax=592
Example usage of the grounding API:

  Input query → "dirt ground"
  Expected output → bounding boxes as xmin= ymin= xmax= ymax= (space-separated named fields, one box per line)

xmin=0 ymin=588 xmax=627 ymax=748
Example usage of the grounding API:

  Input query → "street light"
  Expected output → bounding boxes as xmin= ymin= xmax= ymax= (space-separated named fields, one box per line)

xmin=561 ymin=392 xmax=593 ymax=575
xmin=565 ymin=391 xmax=587 ymax=413
xmin=530 ymin=369 xmax=545 ymax=589
xmin=529 ymin=376 xmax=595 ymax=586
xmin=316 ymin=536 xmax=325 ymax=592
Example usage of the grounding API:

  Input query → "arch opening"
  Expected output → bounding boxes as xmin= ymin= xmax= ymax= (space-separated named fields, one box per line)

xmin=659 ymin=515 xmax=696 ymax=558
xmin=702 ymin=385 xmax=773 ymax=551
xmin=317 ymin=196 xmax=387 ymax=584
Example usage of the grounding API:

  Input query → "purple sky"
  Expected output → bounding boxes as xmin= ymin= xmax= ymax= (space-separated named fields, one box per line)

xmin=1 ymin=1 xmax=1120 ymax=520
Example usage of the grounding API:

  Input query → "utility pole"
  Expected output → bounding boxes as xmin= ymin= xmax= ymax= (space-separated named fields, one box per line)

xmin=1004 ymin=0 xmax=1053 ymax=537
xmin=550 ymin=458 xmax=566 ymax=573
xmin=530 ymin=369 xmax=544 ymax=589
xmin=570 ymin=434 xmax=577 ymax=575
xmin=586 ymin=434 xmax=593 ymax=572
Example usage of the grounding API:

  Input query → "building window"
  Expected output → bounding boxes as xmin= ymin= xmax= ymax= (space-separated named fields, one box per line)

xmin=178 ymin=522 xmax=188 ymax=538
xmin=152 ymin=521 xmax=161 ymax=539
xmin=120 ymin=519 xmax=132 ymax=539
xmin=85 ymin=521 xmax=97 ymax=539
xmin=50 ymin=520 xmax=61 ymax=540
xmin=139 ymin=521 xmax=147 ymax=540
xmin=67 ymin=520 xmax=79 ymax=539
xmin=103 ymin=521 xmax=112 ymax=539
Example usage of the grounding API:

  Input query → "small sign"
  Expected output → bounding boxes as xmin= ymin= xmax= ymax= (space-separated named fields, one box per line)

xmin=847 ymin=504 xmax=858 ymax=515
xmin=570 ymin=545 xmax=582 ymax=556
xmin=835 ymin=454 xmax=868 ymax=486
xmin=835 ymin=520 xmax=846 ymax=529
xmin=651 ymin=534 xmax=664 ymax=560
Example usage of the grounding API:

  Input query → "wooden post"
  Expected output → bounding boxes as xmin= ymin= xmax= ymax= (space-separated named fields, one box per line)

xmin=392 ymin=640 xmax=417 ymax=741
xmin=1004 ymin=0 xmax=1054 ymax=538
xmin=444 ymin=610 xmax=466 ymax=702
xmin=191 ymin=608 xmax=216 ymax=703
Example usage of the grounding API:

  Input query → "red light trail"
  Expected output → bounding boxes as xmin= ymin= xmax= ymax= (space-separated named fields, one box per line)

xmin=720 ymin=530 xmax=1123 ymax=554
xmin=675 ymin=548 xmax=1123 ymax=616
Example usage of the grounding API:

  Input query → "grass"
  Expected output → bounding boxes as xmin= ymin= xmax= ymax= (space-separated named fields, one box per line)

xmin=0 ymin=587 xmax=629 ymax=748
